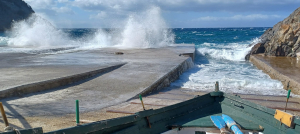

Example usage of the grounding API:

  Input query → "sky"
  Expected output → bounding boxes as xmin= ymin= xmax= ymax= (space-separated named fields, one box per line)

xmin=23 ymin=0 xmax=300 ymax=28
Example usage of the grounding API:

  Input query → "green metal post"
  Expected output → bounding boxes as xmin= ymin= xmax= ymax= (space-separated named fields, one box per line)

xmin=139 ymin=94 xmax=151 ymax=128
xmin=76 ymin=100 xmax=79 ymax=125
xmin=284 ymin=90 xmax=291 ymax=112
xmin=139 ymin=95 xmax=146 ymax=110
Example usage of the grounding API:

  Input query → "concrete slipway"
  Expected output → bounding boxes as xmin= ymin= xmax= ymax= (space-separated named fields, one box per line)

xmin=0 ymin=44 xmax=195 ymax=131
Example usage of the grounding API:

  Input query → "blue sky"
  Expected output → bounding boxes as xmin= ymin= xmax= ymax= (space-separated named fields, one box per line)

xmin=23 ymin=0 xmax=300 ymax=28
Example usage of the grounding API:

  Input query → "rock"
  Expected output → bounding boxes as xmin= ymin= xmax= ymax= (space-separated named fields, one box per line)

xmin=0 ymin=0 xmax=34 ymax=32
xmin=115 ymin=52 xmax=124 ymax=55
xmin=245 ymin=43 xmax=265 ymax=60
xmin=245 ymin=7 xmax=300 ymax=60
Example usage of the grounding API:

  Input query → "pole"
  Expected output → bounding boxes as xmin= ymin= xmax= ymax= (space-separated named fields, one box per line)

xmin=215 ymin=81 xmax=219 ymax=92
xmin=139 ymin=95 xmax=151 ymax=128
xmin=0 ymin=102 xmax=9 ymax=127
xmin=284 ymin=90 xmax=291 ymax=112
xmin=76 ymin=100 xmax=79 ymax=125
xmin=139 ymin=95 xmax=146 ymax=110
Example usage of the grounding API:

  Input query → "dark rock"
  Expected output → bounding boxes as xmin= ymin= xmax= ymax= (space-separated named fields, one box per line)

xmin=245 ymin=7 xmax=300 ymax=59
xmin=245 ymin=43 xmax=265 ymax=60
xmin=0 ymin=0 xmax=34 ymax=32
xmin=115 ymin=52 xmax=124 ymax=55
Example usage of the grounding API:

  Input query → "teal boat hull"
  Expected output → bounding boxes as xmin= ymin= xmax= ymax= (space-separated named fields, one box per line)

xmin=2 ymin=92 xmax=300 ymax=134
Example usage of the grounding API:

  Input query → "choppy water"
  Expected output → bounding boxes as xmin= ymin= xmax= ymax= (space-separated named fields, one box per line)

xmin=171 ymin=28 xmax=288 ymax=95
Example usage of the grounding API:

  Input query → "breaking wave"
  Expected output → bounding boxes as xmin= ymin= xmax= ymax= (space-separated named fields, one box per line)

xmin=171 ymin=37 xmax=287 ymax=96
xmin=196 ymin=38 xmax=260 ymax=61
xmin=1 ymin=6 xmax=174 ymax=54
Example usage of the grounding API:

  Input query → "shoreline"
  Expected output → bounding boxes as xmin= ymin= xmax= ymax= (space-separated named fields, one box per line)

xmin=250 ymin=54 xmax=300 ymax=95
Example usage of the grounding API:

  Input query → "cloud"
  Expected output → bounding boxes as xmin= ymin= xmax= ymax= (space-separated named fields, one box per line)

xmin=73 ymin=0 xmax=300 ymax=12
xmin=24 ymin=0 xmax=74 ymax=16
xmin=58 ymin=0 xmax=69 ymax=3
xmin=22 ymin=0 xmax=300 ymax=28
xmin=52 ymin=7 xmax=74 ymax=14
xmin=198 ymin=16 xmax=219 ymax=21
xmin=198 ymin=14 xmax=283 ymax=21
xmin=73 ymin=0 xmax=149 ymax=12
xmin=230 ymin=14 xmax=281 ymax=20
xmin=90 ymin=11 xmax=107 ymax=19
xmin=24 ymin=0 xmax=56 ymax=9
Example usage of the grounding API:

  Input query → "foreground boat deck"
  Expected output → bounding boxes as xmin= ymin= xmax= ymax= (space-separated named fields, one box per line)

xmin=0 ymin=88 xmax=299 ymax=133
xmin=106 ymin=88 xmax=300 ymax=117
xmin=2 ymin=90 xmax=299 ymax=134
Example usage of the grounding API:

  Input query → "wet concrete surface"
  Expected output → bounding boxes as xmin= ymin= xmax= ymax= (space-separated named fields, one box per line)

xmin=250 ymin=55 xmax=300 ymax=95
xmin=0 ymin=45 xmax=194 ymax=118
xmin=254 ymin=55 xmax=300 ymax=83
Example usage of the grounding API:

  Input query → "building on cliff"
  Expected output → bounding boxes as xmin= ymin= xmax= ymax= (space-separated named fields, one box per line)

xmin=0 ymin=0 xmax=34 ymax=32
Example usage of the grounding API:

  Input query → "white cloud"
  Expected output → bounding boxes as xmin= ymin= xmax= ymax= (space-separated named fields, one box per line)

xmin=198 ymin=14 xmax=282 ymax=21
xmin=72 ymin=0 xmax=300 ymax=12
xmin=58 ymin=0 xmax=69 ymax=3
xmin=24 ymin=0 xmax=55 ymax=9
xmin=198 ymin=16 xmax=219 ymax=21
xmin=24 ymin=0 xmax=75 ymax=16
xmin=52 ymin=7 xmax=74 ymax=14
xmin=73 ymin=0 xmax=149 ymax=12
xmin=90 ymin=11 xmax=107 ymax=19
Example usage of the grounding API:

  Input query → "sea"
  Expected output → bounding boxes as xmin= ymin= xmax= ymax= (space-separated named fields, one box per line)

xmin=0 ymin=13 xmax=290 ymax=96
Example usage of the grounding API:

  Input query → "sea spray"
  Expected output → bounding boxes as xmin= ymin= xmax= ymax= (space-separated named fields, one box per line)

xmin=84 ymin=6 xmax=174 ymax=49
xmin=0 ymin=37 xmax=9 ymax=46
xmin=112 ymin=7 xmax=174 ymax=48
xmin=4 ymin=7 xmax=174 ymax=53
xmin=7 ymin=14 xmax=72 ymax=48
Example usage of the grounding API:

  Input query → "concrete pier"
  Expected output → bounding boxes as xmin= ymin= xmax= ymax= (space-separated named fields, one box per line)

xmin=250 ymin=54 xmax=300 ymax=95
xmin=0 ymin=45 xmax=195 ymax=131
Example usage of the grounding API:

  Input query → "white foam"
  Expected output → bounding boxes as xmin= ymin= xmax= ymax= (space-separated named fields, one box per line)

xmin=2 ymin=7 xmax=174 ymax=54
xmin=7 ymin=14 xmax=73 ymax=49
xmin=0 ymin=37 xmax=8 ymax=46
xmin=197 ymin=38 xmax=261 ymax=62
xmin=114 ymin=7 xmax=174 ymax=49
xmin=197 ymin=44 xmax=249 ymax=61
xmin=171 ymin=38 xmax=290 ymax=96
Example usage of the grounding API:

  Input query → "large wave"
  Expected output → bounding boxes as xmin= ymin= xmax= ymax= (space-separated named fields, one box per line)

xmin=116 ymin=7 xmax=174 ymax=48
xmin=196 ymin=38 xmax=260 ymax=61
xmin=7 ymin=14 xmax=73 ymax=48
xmin=2 ymin=7 xmax=174 ymax=54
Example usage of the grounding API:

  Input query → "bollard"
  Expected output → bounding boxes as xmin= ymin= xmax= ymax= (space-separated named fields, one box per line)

xmin=76 ymin=100 xmax=79 ymax=125
xmin=215 ymin=81 xmax=219 ymax=92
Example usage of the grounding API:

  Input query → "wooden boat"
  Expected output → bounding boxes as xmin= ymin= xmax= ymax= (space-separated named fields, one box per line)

xmin=2 ymin=91 xmax=300 ymax=134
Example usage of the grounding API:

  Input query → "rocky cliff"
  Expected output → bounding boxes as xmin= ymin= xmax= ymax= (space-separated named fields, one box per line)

xmin=246 ymin=7 xmax=300 ymax=60
xmin=0 ymin=0 xmax=34 ymax=32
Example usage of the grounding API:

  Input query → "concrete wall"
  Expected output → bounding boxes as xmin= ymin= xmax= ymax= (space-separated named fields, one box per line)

xmin=250 ymin=55 xmax=300 ymax=95
xmin=133 ymin=57 xmax=194 ymax=99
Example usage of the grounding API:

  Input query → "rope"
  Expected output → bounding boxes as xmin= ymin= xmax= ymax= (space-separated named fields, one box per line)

xmin=4 ymin=126 xmax=21 ymax=134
